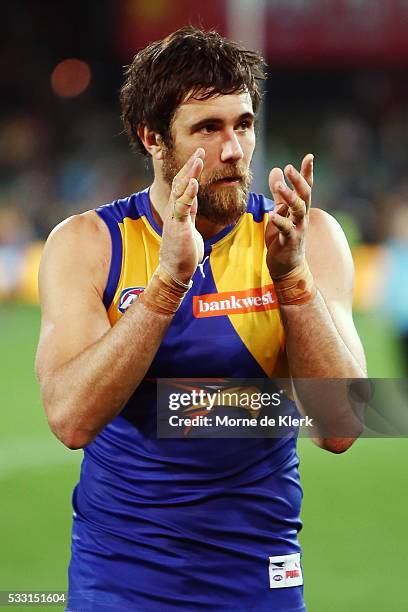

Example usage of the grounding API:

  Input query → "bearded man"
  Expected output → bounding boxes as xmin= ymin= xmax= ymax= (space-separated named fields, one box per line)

xmin=36 ymin=26 xmax=366 ymax=612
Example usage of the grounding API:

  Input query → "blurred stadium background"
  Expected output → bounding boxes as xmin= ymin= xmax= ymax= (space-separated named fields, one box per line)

xmin=1 ymin=1 xmax=407 ymax=610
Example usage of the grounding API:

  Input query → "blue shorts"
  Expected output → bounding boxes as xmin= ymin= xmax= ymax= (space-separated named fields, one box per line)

xmin=66 ymin=519 xmax=306 ymax=611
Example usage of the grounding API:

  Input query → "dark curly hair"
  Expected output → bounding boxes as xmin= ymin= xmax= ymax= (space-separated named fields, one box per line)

xmin=120 ymin=26 xmax=266 ymax=156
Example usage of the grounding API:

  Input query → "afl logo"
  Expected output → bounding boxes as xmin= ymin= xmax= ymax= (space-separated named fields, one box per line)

xmin=273 ymin=574 xmax=283 ymax=582
xmin=118 ymin=287 xmax=145 ymax=313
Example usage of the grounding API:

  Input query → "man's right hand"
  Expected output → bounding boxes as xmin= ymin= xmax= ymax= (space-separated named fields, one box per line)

xmin=160 ymin=148 xmax=205 ymax=283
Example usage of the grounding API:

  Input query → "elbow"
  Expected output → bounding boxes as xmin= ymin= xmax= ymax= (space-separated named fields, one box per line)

xmin=312 ymin=415 xmax=364 ymax=454
xmin=313 ymin=435 xmax=360 ymax=454
xmin=58 ymin=428 xmax=94 ymax=450
xmin=40 ymin=376 xmax=97 ymax=450
xmin=48 ymin=413 xmax=94 ymax=450
xmin=44 ymin=398 xmax=94 ymax=450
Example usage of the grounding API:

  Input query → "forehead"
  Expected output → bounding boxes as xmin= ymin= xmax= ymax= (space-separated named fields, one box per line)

xmin=172 ymin=91 xmax=254 ymax=127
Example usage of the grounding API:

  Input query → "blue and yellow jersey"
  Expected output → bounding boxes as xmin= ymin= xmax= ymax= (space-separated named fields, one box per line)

xmin=67 ymin=190 xmax=305 ymax=612
xmin=99 ymin=188 xmax=289 ymax=378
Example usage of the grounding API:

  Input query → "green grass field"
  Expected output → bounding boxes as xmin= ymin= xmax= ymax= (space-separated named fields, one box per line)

xmin=1 ymin=303 xmax=407 ymax=611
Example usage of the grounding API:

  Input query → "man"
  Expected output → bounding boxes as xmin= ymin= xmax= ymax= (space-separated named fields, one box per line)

xmin=36 ymin=27 xmax=366 ymax=612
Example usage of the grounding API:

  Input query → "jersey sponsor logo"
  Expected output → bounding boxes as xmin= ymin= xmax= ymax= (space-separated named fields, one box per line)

xmin=268 ymin=553 xmax=303 ymax=589
xmin=118 ymin=287 xmax=145 ymax=313
xmin=193 ymin=284 xmax=278 ymax=318
xmin=286 ymin=569 xmax=300 ymax=579
xmin=197 ymin=255 xmax=209 ymax=279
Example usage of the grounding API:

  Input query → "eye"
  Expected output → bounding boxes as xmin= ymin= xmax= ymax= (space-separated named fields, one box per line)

xmin=236 ymin=120 xmax=253 ymax=132
xmin=199 ymin=124 xmax=218 ymax=134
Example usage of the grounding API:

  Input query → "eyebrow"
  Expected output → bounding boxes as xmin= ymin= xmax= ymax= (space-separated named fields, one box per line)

xmin=189 ymin=112 xmax=255 ymax=133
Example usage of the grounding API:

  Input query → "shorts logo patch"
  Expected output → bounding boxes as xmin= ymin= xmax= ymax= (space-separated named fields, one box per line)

xmin=118 ymin=287 xmax=145 ymax=313
xmin=193 ymin=284 xmax=278 ymax=318
xmin=269 ymin=553 xmax=303 ymax=589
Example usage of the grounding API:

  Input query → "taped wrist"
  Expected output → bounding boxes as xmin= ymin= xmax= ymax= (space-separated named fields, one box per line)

xmin=273 ymin=260 xmax=317 ymax=306
xmin=139 ymin=265 xmax=193 ymax=315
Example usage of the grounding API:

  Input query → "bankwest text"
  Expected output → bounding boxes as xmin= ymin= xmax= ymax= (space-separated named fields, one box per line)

xmin=193 ymin=284 xmax=278 ymax=318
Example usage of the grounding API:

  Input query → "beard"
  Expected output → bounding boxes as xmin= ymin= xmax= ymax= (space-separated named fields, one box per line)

xmin=162 ymin=146 xmax=252 ymax=226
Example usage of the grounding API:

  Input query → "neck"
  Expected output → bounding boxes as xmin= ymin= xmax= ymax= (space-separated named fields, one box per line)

xmin=149 ymin=178 xmax=233 ymax=240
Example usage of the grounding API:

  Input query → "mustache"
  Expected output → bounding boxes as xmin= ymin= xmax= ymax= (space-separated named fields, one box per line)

xmin=204 ymin=164 xmax=252 ymax=185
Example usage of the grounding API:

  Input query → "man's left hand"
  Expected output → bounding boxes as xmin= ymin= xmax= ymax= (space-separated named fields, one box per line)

xmin=265 ymin=153 xmax=314 ymax=279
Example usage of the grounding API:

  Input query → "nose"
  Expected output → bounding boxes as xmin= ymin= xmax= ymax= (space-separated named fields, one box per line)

xmin=220 ymin=131 xmax=244 ymax=163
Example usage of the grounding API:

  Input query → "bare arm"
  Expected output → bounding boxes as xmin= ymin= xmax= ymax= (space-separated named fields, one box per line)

xmin=281 ymin=210 xmax=366 ymax=451
xmin=35 ymin=212 xmax=174 ymax=450
xmin=266 ymin=156 xmax=366 ymax=453
xmin=36 ymin=149 xmax=205 ymax=449
xmin=281 ymin=208 xmax=366 ymax=379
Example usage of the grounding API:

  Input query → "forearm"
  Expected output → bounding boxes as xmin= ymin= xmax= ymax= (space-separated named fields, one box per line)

xmin=265 ymin=159 xmax=367 ymax=450
xmin=42 ymin=302 xmax=172 ymax=449
xmin=280 ymin=291 xmax=365 ymax=444
xmin=280 ymin=290 xmax=364 ymax=378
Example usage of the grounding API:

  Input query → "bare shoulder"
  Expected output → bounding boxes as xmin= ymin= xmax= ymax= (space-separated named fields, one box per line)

xmin=36 ymin=210 xmax=113 ymax=381
xmin=46 ymin=210 xmax=109 ymax=253
xmin=40 ymin=210 xmax=111 ymax=299
xmin=306 ymin=208 xmax=355 ymax=299
xmin=308 ymin=208 xmax=350 ymax=245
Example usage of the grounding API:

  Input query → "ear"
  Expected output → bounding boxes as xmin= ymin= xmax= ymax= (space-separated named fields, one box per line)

xmin=137 ymin=125 xmax=164 ymax=160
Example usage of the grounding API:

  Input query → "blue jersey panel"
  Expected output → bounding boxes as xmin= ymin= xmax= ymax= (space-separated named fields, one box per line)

xmin=67 ymin=190 xmax=305 ymax=612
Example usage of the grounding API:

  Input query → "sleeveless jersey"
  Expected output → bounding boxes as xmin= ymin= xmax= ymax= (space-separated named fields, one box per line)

xmin=66 ymin=189 xmax=306 ymax=612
